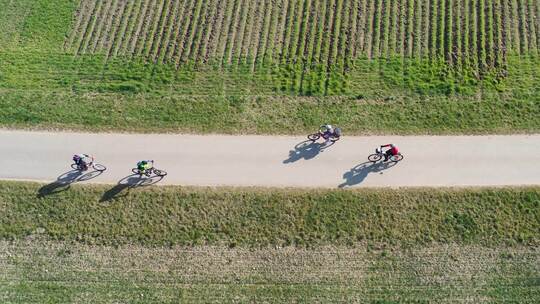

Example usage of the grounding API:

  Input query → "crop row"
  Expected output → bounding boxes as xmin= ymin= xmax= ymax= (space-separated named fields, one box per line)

xmin=66 ymin=0 xmax=540 ymax=73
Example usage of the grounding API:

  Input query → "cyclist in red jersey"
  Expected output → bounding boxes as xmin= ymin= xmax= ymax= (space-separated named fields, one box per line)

xmin=380 ymin=144 xmax=399 ymax=162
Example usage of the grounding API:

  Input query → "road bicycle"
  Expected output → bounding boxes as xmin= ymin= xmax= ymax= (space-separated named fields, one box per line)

xmin=132 ymin=165 xmax=167 ymax=177
xmin=368 ymin=148 xmax=404 ymax=163
xmin=71 ymin=161 xmax=107 ymax=172
xmin=307 ymin=127 xmax=342 ymax=142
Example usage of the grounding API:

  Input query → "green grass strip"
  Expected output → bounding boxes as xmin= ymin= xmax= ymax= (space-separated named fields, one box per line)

xmin=0 ymin=181 xmax=538 ymax=247
xmin=0 ymin=90 xmax=538 ymax=134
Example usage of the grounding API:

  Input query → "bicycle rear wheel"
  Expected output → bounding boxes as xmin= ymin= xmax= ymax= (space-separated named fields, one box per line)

xmin=71 ymin=163 xmax=90 ymax=171
xmin=368 ymin=154 xmax=382 ymax=162
xmin=307 ymin=133 xmax=320 ymax=141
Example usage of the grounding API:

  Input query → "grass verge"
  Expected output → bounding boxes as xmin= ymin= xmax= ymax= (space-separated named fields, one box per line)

xmin=1 ymin=181 xmax=538 ymax=302
xmin=1 ymin=181 xmax=538 ymax=247
xmin=2 ymin=91 xmax=539 ymax=135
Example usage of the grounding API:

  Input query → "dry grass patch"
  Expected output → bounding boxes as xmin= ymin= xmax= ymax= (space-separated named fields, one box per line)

xmin=0 ymin=240 xmax=538 ymax=303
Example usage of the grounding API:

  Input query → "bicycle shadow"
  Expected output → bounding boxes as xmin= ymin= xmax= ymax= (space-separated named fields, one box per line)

xmin=338 ymin=161 xmax=397 ymax=188
xmin=100 ymin=174 xmax=164 ymax=202
xmin=283 ymin=140 xmax=331 ymax=164
xmin=37 ymin=169 xmax=104 ymax=198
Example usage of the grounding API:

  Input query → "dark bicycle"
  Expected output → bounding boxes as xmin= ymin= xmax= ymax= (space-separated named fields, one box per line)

xmin=308 ymin=127 xmax=342 ymax=142
xmin=71 ymin=162 xmax=107 ymax=172
xmin=132 ymin=166 xmax=167 ymax=177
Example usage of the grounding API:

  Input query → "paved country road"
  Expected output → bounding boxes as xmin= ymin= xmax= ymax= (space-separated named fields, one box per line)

xmin=1 ymin=130 xmax=539 ymax=188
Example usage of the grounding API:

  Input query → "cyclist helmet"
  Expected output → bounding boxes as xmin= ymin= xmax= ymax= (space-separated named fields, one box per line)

xmin=137 ymin=160 xmax=146 ymax=170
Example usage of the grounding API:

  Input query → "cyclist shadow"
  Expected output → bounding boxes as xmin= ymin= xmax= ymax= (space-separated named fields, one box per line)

xmin=283 ymin=140 xmax=329 ymax=164
xmin=100 ymin=174 xmax=164 ymax=202
xmin=338 ymin=161 xmax=397 ymax=188
xmin=37 ymin=169 xmax=103 ymax=198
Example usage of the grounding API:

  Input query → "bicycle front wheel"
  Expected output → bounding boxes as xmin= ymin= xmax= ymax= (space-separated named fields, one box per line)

xmin=93 ymin=164 xmax=107 ymax=171
xmin=391 ymin=154 xmax=404 ymax=162
xmin=368 ymin=154 xmax=382 ymax=162
xmin=153 ymin=169 xmax=168 ymax=177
